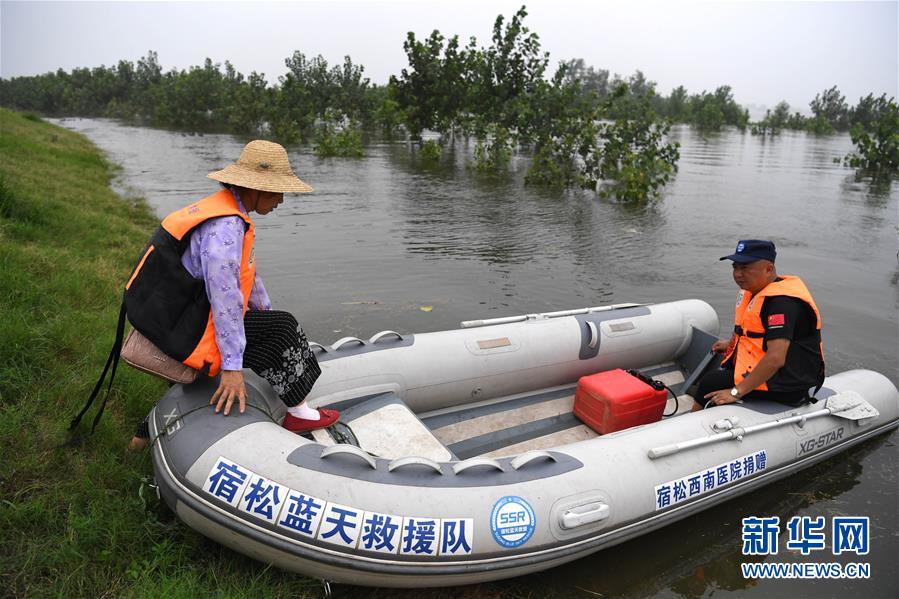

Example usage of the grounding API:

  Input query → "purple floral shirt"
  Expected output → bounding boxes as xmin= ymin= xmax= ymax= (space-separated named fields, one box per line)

xmin=181 ymin=191 xmax=271 ymax=370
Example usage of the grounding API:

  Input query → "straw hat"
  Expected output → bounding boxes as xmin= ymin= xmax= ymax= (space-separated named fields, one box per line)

xmin=207 ymin=140 xmax=313 ymax=193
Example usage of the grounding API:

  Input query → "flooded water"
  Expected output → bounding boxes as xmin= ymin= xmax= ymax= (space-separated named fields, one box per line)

xmin=54 ymin=118 xmax=898 ymax=597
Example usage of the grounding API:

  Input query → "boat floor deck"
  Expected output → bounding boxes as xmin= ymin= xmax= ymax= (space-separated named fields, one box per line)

xmin=418 ymin=364 xmax=695 ymax=460
xmin=313 ymin=363 xmax=699 ymax=460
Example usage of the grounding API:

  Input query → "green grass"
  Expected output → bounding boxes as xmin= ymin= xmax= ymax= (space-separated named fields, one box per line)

xmin=0 ymin=108 xmax=330 ymax=598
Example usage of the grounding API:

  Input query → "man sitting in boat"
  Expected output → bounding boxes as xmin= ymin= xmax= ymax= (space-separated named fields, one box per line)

xmin=126 ymin=141 xmax=340 ymax=450
xmin=695 ymin=239 xmax=825 ymax=410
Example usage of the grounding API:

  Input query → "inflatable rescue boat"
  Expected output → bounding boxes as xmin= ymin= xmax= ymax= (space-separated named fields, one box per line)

xmin=147 ymin=299 xmax=898 ymax=588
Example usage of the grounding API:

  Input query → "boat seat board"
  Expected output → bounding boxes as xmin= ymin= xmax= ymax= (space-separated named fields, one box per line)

xmin=338 ymin=393 xmax=457 ymax=462
xmin=447 ymin=412 xmax=584 ymax=460
xmin=421 ymin=385 xmax=578 ymax=430
xmin=480 ymin=424 xmax=599 ymax=458
xmin=432 ymin=395 xmax=576 ymax=445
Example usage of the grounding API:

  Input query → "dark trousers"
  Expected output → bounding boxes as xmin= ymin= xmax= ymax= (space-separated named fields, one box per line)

xmin=694 ymin=368 xmax=808 ymax=409
xmin=135 ymin=310 xmax=321 ymax=438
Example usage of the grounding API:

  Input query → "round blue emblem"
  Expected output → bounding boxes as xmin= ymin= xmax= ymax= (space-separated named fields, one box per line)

xmin=490 ymin=496 xmax=536 ymax=548
xmin=736 ymin=242 xmax=745 ymax=253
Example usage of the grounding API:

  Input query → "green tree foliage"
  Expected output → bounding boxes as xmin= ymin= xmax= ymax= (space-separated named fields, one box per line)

xmin=0 ymin=51 xmax=374 ymax=142
xmin=686 ymin=86 xmax=748 ymax=132
xmin=808 ymin=85 xmax=849 ymax=132
xmin=556 ymin=61 xmax=747 ymax=132
xmin=313 ymin=111 xmax=364 ymax=158
xmin=751 ymin=100 xmax=791 ymax=135
xmin=594 ymin=85 xmax=680 ymax=202
xmin=469 ymin=6 xmax=549 ymax=142
xmin=272 ymin=52 xmax=372 ymax=142
xmin=663 ymin=85 xmax=691 ymax=121
xmin=842 ymin=95 xmax=899 ymax=180
xmin=419 ymin=139 xmax=442 ymax=162
xmin=561 ymin=59 xmax=610 ymax=100
xmin=389 ymin=30 xmax=470 ymax=140
xmin=390 ymin=7 xmax=677 ymax=198
xmin=524 ymin=65 xmax=601 ymax=187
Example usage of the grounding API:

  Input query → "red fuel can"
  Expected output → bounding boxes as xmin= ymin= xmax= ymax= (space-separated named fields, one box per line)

xmin=573 ymin=368 xmax=669 ymax=434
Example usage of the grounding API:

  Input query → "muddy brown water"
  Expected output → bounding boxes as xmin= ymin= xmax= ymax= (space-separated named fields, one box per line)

xmin=55 ymin=118 xmax=897 ymax=597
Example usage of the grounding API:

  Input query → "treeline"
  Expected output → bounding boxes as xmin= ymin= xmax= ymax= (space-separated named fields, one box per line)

xmin=0 ymin=7 xmax=680 ymax=200
xmin=750 ymin=87 xmax=895 ymax=136
xmin=561 ymin=61 xmax=749 ymax=131
xmin=388 ymin=8 xmax=679 ymax=199
xmin=0 ymin=51 xmax=383 ymax=145
xmin=1 ymin=5 xmax=894 ymax=188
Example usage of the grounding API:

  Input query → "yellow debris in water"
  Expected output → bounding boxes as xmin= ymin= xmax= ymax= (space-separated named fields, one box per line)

xmin=420 ymin=305 xmax=433 ymax=312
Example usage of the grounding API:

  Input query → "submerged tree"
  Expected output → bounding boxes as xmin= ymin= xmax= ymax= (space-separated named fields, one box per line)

xmin=593 ymin=85 xmax=680 ymax=202
xmin=842 ymin=95 xmax=898 ymax=180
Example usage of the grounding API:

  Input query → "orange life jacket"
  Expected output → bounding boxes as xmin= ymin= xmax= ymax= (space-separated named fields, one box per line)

xmin=123 ymin=189 xmax=256 ymax=376
xmin=723 ymin=275 xmax=823 ymax=392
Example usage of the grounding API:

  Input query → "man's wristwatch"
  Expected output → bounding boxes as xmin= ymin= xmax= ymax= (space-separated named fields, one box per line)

xmin=730 ymin=387 xmax=741 ymax=398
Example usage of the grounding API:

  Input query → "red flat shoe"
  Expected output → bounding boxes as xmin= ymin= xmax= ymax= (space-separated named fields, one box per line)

xmin=282 ymin=408 xmax=340 ymax=433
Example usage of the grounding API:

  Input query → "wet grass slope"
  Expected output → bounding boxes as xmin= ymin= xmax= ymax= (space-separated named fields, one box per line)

xmin=0 ymin=108 xmax=324 ymax=597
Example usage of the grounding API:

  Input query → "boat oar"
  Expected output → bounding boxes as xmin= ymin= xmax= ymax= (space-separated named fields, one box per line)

xmin=647 ymin=391 xmax=879 ymax=459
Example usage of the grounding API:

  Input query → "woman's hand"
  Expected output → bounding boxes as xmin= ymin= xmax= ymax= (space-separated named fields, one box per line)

xmin=211 ymin=370 xmax=247 ymax=416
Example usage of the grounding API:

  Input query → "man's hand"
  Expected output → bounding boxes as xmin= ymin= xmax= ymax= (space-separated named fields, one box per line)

xmin=712 ymin=335 xmax=736 ymax=354
xmin=211 ymin=370 xmax=247 ymax=416
xmin=711 ymin=340 xmax=730 ymax=354
xmin=704 ymin=387 xmax=740 ymax=406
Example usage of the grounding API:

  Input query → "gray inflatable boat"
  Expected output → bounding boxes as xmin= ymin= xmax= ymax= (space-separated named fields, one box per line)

xmin=147 ymin=299 xmax=898 ymax=588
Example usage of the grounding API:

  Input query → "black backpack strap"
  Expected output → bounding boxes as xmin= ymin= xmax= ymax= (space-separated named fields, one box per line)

xmin=69 ymin=301 xmax=127 ymax=433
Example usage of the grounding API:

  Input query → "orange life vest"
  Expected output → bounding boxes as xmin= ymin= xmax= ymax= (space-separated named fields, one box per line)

xmin=123 ymin=189 xmax=256 ymax=376
xmin=723 ymin=275 xmax=824 ymax=392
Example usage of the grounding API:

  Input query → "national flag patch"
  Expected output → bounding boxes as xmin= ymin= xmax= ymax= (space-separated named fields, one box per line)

xmin=767 ymin=313 xmax=785 ymax=327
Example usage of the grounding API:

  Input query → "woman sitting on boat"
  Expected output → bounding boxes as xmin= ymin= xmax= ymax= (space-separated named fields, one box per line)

xmin=126 ymin=140 xmax=339 ymax=450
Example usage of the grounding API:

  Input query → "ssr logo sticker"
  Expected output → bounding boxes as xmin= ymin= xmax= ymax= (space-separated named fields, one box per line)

xmin=491 ymin=496 xmax=535 ymax=548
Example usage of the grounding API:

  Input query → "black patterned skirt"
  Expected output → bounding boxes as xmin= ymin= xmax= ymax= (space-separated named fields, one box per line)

xmin=242 ymin=309 xmax=322 ymax=407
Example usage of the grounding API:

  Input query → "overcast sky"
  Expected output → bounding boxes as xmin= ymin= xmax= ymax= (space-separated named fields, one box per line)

xmin=1 ymin=0 xmax=896 ymax=112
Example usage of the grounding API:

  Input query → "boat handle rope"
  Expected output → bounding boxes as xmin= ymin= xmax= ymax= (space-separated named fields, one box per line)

xmin=370 ymin=330 xmax=404 ymax=344
xmin=320 ymin=444 xmax=378 ymax=469
xmin=460 ymin=303 xmax=644 ymax=328
xmin=387 ymin=456 xmax=444 ymax=474
xmin=134 ymin=400 xmax=280 ymax=500
xmin=510 ymin=450 xmax=557 ymax=470
xmin=452 ymin=456 xmax=505 ymax=474
xmin=648 ymin=392 xmax=879 ymax=459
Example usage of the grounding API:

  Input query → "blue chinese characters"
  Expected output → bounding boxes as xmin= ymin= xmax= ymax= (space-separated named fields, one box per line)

xmin=239 ymin=474 xmax=286 ymax=523
xmin=203 ymin=457 xmax=474 ymax=556
xmin=278 ymin=491 xmax=324 ymax=538
xmin=203 ymin=457 xmax=251 ymax=507
xmin=655 ymin=451 xmax=768 ymax=511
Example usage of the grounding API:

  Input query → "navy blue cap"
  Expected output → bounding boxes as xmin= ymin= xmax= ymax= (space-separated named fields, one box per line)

xmin=719 ymin=239 xmax=776 ymax=263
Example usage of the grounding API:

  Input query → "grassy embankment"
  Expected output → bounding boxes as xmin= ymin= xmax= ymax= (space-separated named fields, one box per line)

xmin=0 ymin=108 xmax=325 ymax=597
